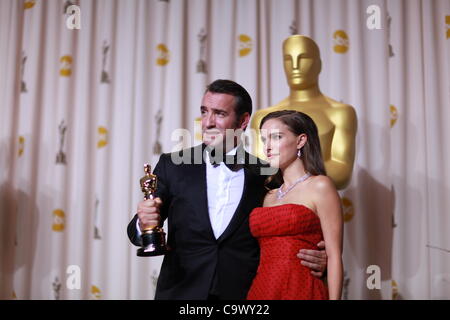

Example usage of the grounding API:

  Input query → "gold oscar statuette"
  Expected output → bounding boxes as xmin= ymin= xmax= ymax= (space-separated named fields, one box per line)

xmin=250 ymin=35 xmax=357 ymax=190
xmin=137 ymin=163 xmax=169 ymax=257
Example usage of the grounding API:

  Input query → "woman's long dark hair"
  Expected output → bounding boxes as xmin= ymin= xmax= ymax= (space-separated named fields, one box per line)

xmin=260 ymin=110 xmax=327 ymax=189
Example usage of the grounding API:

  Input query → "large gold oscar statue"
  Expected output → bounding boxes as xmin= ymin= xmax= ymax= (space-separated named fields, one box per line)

xmin=250 ymin=35 xmax=357 ymax=190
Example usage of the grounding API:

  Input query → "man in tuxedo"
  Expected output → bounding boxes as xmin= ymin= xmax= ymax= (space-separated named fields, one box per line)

xmin=127 ymin=79 xmax=327 ymax=300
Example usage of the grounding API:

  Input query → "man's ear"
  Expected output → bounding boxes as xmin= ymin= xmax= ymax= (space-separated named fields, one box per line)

xmin=239 ymin=112 xmax=251 ymax=130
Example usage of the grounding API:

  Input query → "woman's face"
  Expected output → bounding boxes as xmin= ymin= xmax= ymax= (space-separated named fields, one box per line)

xmin=260 ymin=118 xmax=304 ymax=169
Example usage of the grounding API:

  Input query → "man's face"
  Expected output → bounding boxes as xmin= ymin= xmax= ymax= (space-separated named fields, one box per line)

xmin=200 ymin=91 xmax=248 ymax=148
xmin=283 ymin=37 xmax=321 ymax=90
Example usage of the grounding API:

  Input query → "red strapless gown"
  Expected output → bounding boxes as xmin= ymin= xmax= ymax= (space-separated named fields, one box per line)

xmin=247 ymin=204 xmax=329 ymax=300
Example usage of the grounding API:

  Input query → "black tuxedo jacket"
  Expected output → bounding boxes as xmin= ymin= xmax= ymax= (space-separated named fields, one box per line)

xmin=127 ymin=144 xmax=270 ymax=299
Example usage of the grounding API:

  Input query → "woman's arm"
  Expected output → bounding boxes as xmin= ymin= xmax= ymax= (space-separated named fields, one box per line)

xmin=313 ymin=175 xmax=344 ymax=300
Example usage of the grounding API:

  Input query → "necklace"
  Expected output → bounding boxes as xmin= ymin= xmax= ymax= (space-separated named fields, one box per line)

xmin=277 ymin=172 xmax=311 ymax=200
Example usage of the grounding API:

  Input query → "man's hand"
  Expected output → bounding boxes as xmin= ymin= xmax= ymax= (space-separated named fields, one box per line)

xmin=137 ymin=197 xmax=162 ymax=231
xmin=297 ymin=240 xmax=327 ymax=278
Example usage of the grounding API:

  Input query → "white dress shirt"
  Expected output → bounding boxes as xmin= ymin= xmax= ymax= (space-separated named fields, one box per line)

xmin=206 ymin=146 xmax=245 ymax=239
xmin=136 ymin=145 xmax=245 ymax=239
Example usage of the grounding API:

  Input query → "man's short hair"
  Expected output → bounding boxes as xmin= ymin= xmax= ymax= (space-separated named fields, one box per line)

xmin=205 ymin=79 xmax=253 ymax=117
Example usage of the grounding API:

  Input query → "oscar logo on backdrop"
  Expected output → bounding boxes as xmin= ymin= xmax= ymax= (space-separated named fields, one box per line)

xmin=101 ymin=40 xmax=111 ymax=84
xmin=289 ymin=21 xmax=298 ymax=35
xmin=56 ymin=120 xmax=67 ymax=165
xmin=156 ymin=44 xmax=170 ymax=66
xmin=52 ymin=209 xmax=66 ymax=232
xmin=90 ymin=285 xmax=101 ymax=299
xmin=343 ymin=271 xmax=350 ymax=300
xmin=97 ymin=126 xmax=108 ymax=148
xmin=153 ymin=110 xmax=163 ymax=155
xmin=20 ymin=51 xmax=28 ymax=93
xmin=18 ymin=136 xmax=25 ymax=157
xmin=196 ymin=28 xmax=207 ymax=74
xmin=63 ymin=1 xmax=76 ymax=14
xmin=59 ymin=55 xmax=73 ymax=77
xmin=250 ymin=35 xmax=357 ymax=189
xmin=387 ymin=13 xmax=395 ymax=57
xmin=390 ymin=105 xmax=398 ymax=128
xmin=94 ymin=197 xmax=102 ymax=240
xmin=342 ymin=197 xmax=355 ymax=222
xmin=238 ymin=34 xmax=253 ymax=57
xmin=24 ymin=0 xmax=35 ymax=9
xmin=52 ymin=277 xmax=61 ymax=300
xmin=333 ymin=30 xmax=349 ymax=54
xmin=446 ymin=15 xmax=450 ymax=39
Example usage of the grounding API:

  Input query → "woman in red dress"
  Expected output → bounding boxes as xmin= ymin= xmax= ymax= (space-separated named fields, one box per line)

xmin=247 ymin=110 xmax=343 ymax=300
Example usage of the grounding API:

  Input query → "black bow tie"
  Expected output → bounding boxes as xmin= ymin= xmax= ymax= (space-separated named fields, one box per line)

xmin=206 ymin=148 xmax=244 ymax=171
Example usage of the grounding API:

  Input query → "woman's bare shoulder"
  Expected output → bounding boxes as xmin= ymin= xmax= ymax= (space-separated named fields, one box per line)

xmin=309 ymin=175 xmax=336 ymax=192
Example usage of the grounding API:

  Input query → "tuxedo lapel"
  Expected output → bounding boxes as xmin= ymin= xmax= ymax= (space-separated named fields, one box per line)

xmin=182 ymin=145 xmax=216 ymax=241
xmin=217 ymin=151 xmax=258 ymax=244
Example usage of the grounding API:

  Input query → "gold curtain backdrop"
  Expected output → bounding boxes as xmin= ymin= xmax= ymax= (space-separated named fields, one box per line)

xmin=0 ymin=0 xmax=449 ymax=299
